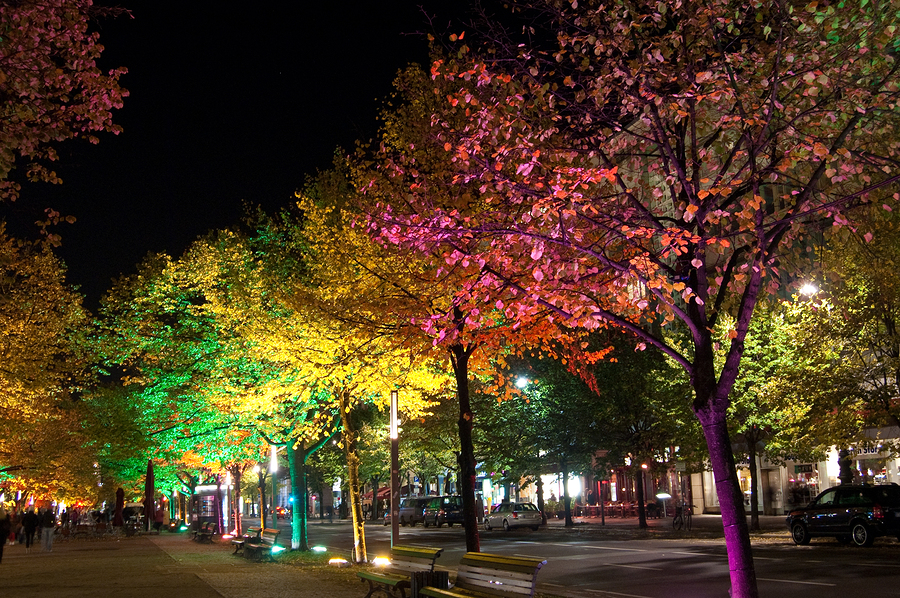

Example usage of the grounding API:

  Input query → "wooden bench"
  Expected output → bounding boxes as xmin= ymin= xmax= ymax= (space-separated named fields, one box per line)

xmin=243 ymin=528 xmax=281 ymax=561
xmin=357 ymin=545 xmax=444 ymax=598
xmin=231 ymin=527 xmax=261 ymax=555
xmin=420 ymin=552 xmax=546 ymax=598
xmin=192 ymin=522 xmax=217 ymax=543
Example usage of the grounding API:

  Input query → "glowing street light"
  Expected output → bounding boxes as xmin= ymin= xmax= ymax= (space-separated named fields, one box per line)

xmin=799 ymin=282 xmax=818 ymax=297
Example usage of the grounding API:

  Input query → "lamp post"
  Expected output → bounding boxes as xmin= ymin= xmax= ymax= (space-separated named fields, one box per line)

xmin=390 ymin=390 xmax=399 ymax=547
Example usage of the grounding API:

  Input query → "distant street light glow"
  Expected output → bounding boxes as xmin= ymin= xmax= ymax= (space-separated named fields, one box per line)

xmin=516 ymin=377 xmax=528 ymax=388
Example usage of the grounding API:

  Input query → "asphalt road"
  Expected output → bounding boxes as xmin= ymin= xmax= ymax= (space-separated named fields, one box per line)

xmin=268 ymin=517 xmax=900 ymax=598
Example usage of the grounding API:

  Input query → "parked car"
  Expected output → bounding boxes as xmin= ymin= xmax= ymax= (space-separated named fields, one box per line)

xmin=423 ymin=495 xmax=465 ymax=528
xmin=786 ymin=483 xmax=900 ymax=546
xmin=275 ymin=506 xmax=291 ymax=519
xmin=484 ymin=501 xmax=544 ymax=531
xmin=398 ymin=497 xmax=429 ymax=527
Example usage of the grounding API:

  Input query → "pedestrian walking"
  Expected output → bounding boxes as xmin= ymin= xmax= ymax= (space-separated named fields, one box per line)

xmin=0 ymin=507 xmax=10 ymax=563
xmin=21 ymin=508 xmax=38 ymax=553
xmin=41 ymin=508 xmax=56 ymax=552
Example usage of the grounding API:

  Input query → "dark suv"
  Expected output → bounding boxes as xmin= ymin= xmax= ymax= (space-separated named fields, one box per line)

xmin=787 ymin=484 xmax=900 ymax=546
xmin=398 ymin=497 xmax=429 ymax=527
xmin=423 ymin=495 xmax=465 ymax=528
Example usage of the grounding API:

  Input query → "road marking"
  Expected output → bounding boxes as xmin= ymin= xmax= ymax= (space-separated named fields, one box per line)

xmin=757 ymin=577 xmax=836 ymax=587
xmin=582 ymin=545 xmax=648 ymax=553
xmin=583 ymin=589 xmax=653 ymax=598
xmin=603 ymin=563 xmax=663 ymax=571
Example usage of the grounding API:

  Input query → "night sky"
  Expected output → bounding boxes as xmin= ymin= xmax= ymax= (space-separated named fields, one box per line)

xmin=26 ymin=1 xmax=470 ymax=308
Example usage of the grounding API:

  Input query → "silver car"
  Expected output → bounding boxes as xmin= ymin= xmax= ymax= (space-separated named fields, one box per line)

xmin=484 ymin=501 xmax=543 ymax=531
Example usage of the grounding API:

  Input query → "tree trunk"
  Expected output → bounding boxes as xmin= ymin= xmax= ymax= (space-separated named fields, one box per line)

xmin=450 ymin=340 xmax=481 ymax=552
xmin=698 ymin=406 xmax=757 ymax=598
xmin=536 ymin=476 xmax=546 ymax=524
xmin=215 ymin=475 xmax=224 ymax=535
xmin=371 ymin=476 xmax=381 ymax=520
xmin=288 ymin=441 xmax=312 ymax=551
xmin=635 ymin=466 xmax=648 ymax=529
xmin=338 ymin=389 xmax=367 ymax=563
xmin=258 ymin=474 xmax=267 ymax=529
xmin=561 ymin=458 xmax=574 ymax=527
xmin=232 ymin=467 xmax=242 ymax=536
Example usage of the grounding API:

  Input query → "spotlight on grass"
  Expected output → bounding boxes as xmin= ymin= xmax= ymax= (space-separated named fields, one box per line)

xmin=329 ymin=557 xmax=350 ymax=568
xmin=312 ymin=545 xmax=328 ymax=553
xmin=372 ymin=556 xmax=391 ymax=567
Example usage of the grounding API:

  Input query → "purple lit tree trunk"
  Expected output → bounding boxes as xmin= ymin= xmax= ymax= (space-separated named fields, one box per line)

xmin=698 ymin=407 xmax=754 ymax=591
xmin=450 ymin=339 xmax=481 ymax=553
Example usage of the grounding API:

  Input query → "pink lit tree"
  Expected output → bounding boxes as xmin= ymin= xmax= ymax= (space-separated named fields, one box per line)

xmin=0 ymin=0 xmax=128 ymax=204
xmin=364 ymin=2 xmax=900 ymax=595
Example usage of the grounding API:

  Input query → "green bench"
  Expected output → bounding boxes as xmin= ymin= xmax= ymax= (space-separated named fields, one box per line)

xmin=231 ymin=526 xmax=261 ymax=555
xmin=419 ymin=552 xmax=546 ymax=598
xmin=243 ymin=528 xmax=281 ymax=561
xmin=357 ymin=545 xmax=444 ymax=598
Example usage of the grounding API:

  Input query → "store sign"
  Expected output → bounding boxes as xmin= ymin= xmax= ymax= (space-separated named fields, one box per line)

xmin=854 ymin=446 xmax=883 ymax=456
xmin=794 ymin=464 xmax=813 ymax=474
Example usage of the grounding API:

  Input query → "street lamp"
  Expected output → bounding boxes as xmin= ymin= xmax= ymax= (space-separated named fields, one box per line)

xmin=390 ymin=390 xmax=400 ymax=547
xmin=799 ymin=282 xmax=818 ymax=297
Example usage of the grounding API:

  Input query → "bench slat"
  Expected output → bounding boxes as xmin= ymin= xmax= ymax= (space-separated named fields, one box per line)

xmin=459 ymin=554 xmax=546 ymax=574
xmin=457 ymin=565 xmax=539 ymax=585
xmin=357 ymin=571 xmax=409 ymax=586
xmin=392 ymin=546 xmax=443 ymax=559
xmin=422 ymin=551 xmax=546 ymax=598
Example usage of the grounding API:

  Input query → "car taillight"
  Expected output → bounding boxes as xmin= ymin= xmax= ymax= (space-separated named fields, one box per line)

xmin=873 ymin=504 xmax=884 ymax=520
xmin=512 ymin=511 xmax=518 ymax=519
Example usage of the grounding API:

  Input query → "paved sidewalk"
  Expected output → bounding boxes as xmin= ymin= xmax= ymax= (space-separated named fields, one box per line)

xmin=1 ymin=532 xmax=353 ymax=598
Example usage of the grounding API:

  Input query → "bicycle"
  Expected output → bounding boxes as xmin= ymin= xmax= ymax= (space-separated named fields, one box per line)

xmin=672 ymin=502 xmax=693 ymax=531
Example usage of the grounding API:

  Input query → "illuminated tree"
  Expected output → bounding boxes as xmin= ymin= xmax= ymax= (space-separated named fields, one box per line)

xmin=0 ymin=0 xmax=128 ymax=205
xmin=366 ymin=2 xmax=900 ymax=594
xmin=355 ymin=69 xmax=582 ymax=550
xmin=0 ymin=226 xmax=96 ymax=501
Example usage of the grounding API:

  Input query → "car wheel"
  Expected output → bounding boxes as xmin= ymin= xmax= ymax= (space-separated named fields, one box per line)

xmin=790 ymin=522 xmax=810 ymax=545
xmin=503 ymin=520 xmax=511 ymax=532
xmin=435 ymin=517 xmax=442 ymax=528
xmin=851 ymin=522 xmax=874 ymax=547
xmin=447 ymin=522 xmax=453 ymax=528
xmin=484 ymin=520 xmax=492 ymax=531
xmin=423 ymin=518 xmax=429 ymax=528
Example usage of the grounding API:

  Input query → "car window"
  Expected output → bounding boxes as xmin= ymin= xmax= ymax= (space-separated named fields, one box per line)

xmin=837 ymin=490 xmax=872 ymax=507
xmin=516 ymin=503 xmax=538 ymax=511
xmin=814 ymin=489 xmax=838 ymax=506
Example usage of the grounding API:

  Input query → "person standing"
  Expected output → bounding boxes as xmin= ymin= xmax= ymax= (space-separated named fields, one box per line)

xmin=40 ymin=508 xmax=55 ymax=552
xmin=21 ymin=508 xmax=38 ymax=553
xmin=0 ymin=507 xmax=10 ymax=563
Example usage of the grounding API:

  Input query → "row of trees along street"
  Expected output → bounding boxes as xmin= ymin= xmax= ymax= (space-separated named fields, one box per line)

xmin=2 ymin=2 xmax=900 ymax=598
